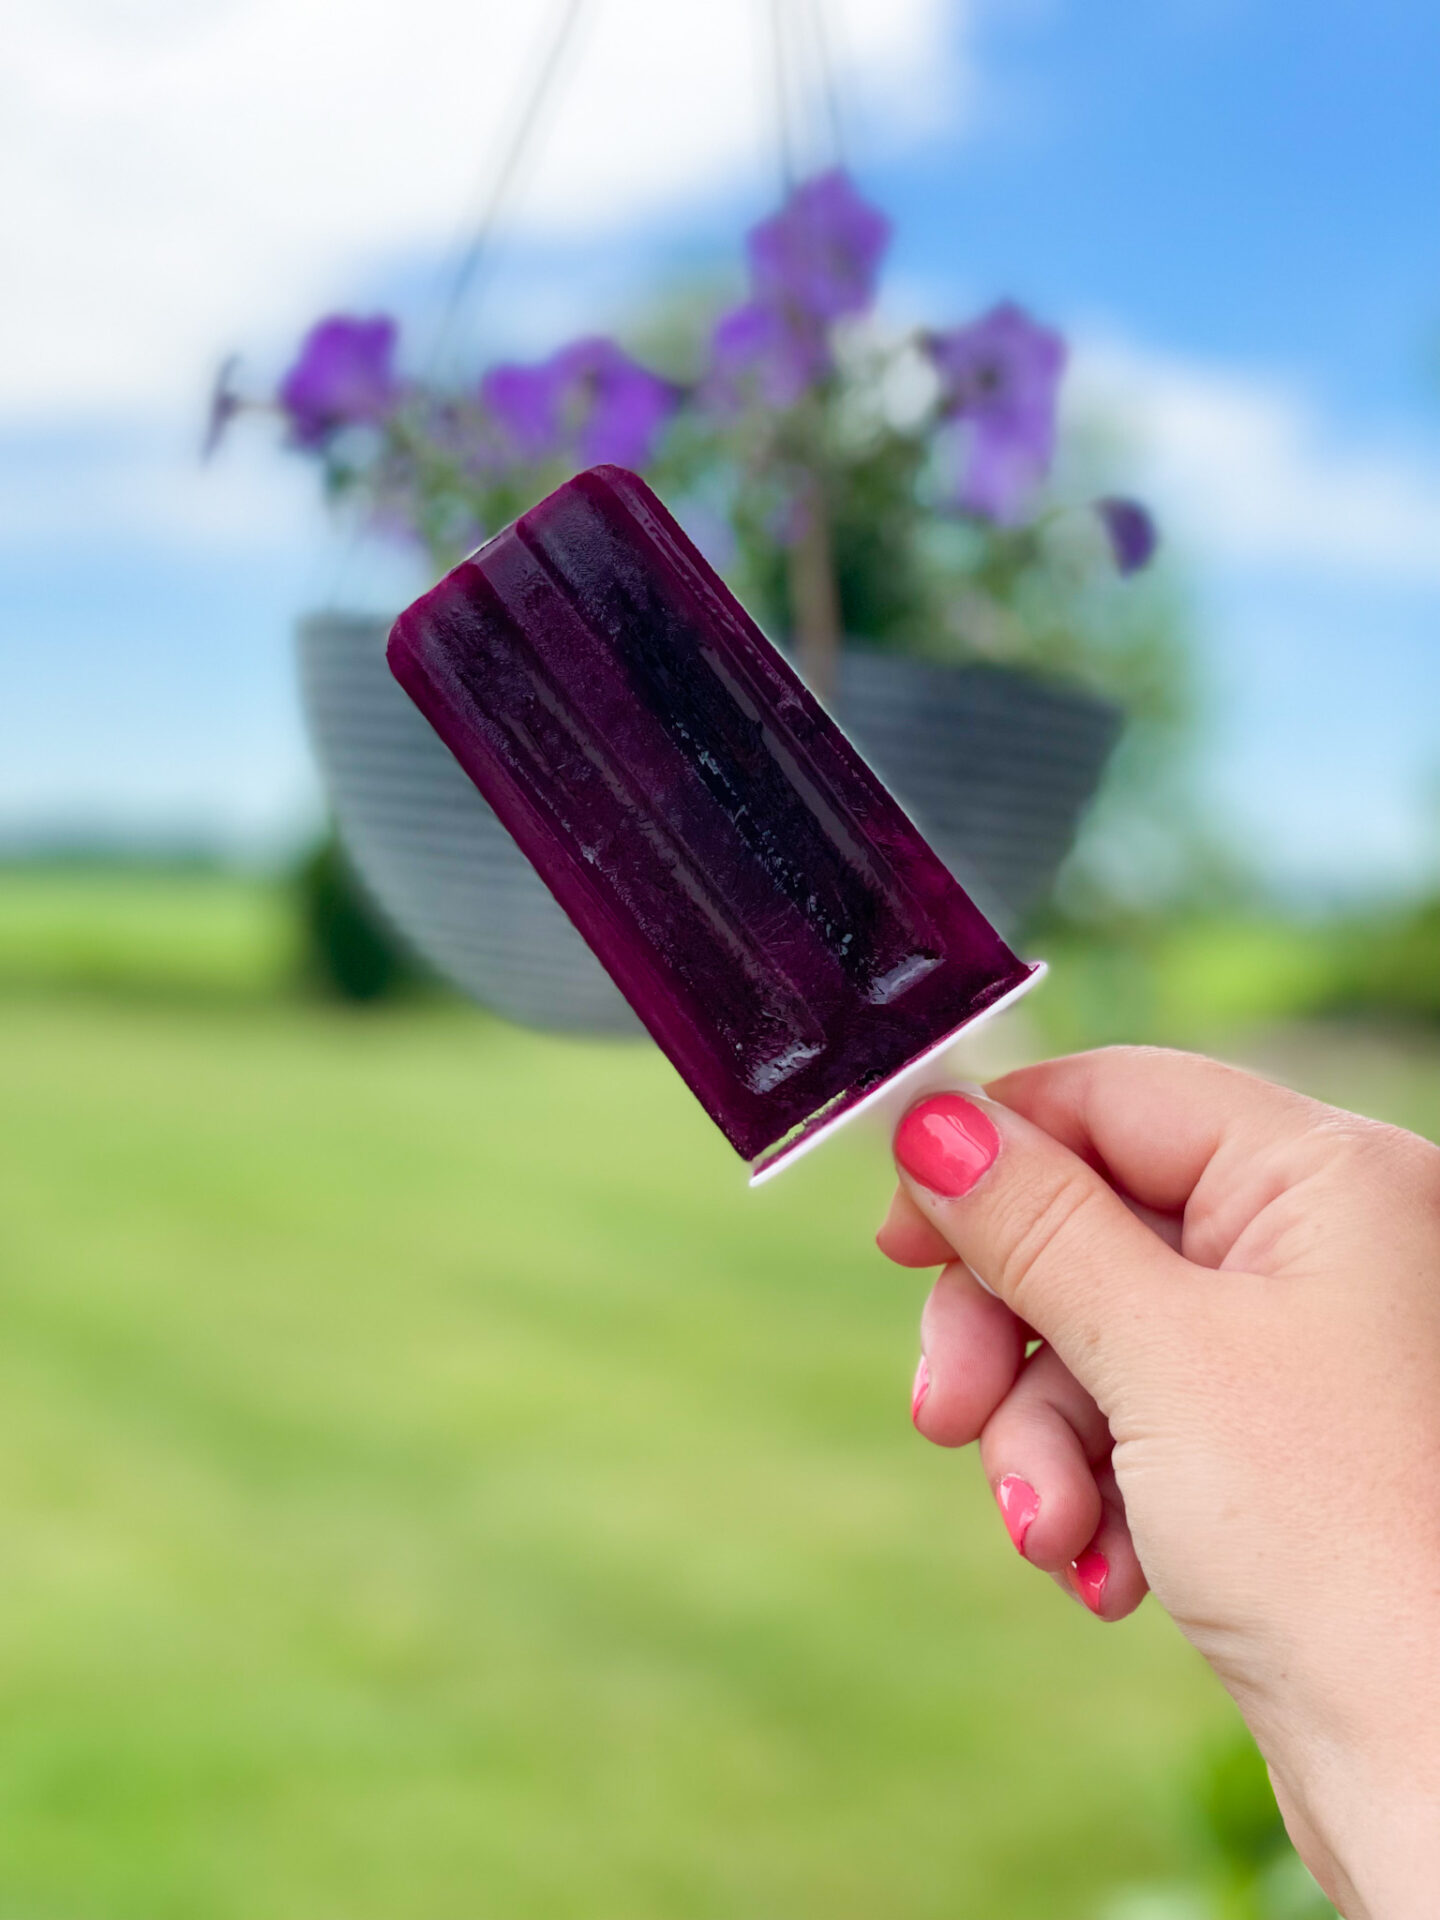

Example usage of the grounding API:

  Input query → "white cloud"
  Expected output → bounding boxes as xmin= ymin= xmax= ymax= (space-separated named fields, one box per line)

xmin=3 ymin=0 xmax=960 ymax=416
xmin=1070 ymin=336 xmax=1440 ymax=586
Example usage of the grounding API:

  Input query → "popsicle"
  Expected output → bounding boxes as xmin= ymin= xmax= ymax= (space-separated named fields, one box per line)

xmin=387 ymin=465 xmax=1038 ymax=1178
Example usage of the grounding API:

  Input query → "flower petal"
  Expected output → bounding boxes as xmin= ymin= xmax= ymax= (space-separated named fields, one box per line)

xmin=278 ymin=315 xmax=399 ymax=449
xmin=1095 ymin=496 xmax=1159 ymax=573
xmin=747 ymin=168 xmax=891 ymax=325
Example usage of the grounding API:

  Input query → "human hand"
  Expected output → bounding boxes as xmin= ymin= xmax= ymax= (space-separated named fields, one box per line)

xmin=877 ymin=1048 xmax=1440 ymax=1919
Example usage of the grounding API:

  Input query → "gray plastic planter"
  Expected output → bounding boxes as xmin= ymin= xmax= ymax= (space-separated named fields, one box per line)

xmin=297 ymin=613 xmax=1120 ymax=1033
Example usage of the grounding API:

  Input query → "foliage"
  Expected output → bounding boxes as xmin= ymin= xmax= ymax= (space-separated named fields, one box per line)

xmin=294 ymin=832 xmax=422 ymax=1002
xmin=1029 ymin=891 xmax=1440 ymax=1041
xmin=212 ymin=169 xmax=1161 ymax=708
xmin=0 ymin=858 xmax=295 ymax=1003
xmin=1198 ymin=1735 xmax=1291 ymax=1875
xmin=1321 ymin=892 xmax=1440 ymax=1025
xmin=1101 ymin=1733 xmax=1336 ymax=1920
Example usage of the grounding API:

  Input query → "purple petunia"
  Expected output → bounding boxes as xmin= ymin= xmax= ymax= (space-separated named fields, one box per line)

xmin=549 ymin=337 xmax=678 ymax=468
xmin=480 ymin=361 xmax=561 ymax=461
xmin=705 ymin=168 xmax=891 ymax=414
xmin=925 ymin=302 xmax=1066 ymax=524
xmin=748 ymin=168 xmax=891 ymax=324
xmin=708 ymin=299 xmax=828 ymax=411
xmin=1095 ymin=496 xmax=1158 ymax=574
xmin=278 ymin=315 xmax=399 ymax=449
xmin=481 ymin=337 xmax=677 ymax=471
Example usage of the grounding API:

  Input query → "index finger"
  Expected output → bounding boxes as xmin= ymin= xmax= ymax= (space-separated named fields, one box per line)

xmin=984 ymin=1046 xmax=1320 ymax=1220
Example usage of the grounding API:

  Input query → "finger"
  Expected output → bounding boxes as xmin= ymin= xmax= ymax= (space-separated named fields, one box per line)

xmin=979 ymin=1344 xmax=1106 ymax=1571
xmin=886 ymin=1170 xmax=1184 ymax=1266
xmin=911 ymin=1261 xmax=1027 ymax=1448
xmin=984 ymin=1048 xmax=1323 ymax=1257
xmin=1065 ymin=1461 xmax=1148 ymax=1622
xmin=892 ymin=1090 xmax=1186 ymax=1390
xmin=1118 ymin=1193 xmax=1185 ymax=1253
xmin=876 ymin=1186 xmax=955 ymax=1268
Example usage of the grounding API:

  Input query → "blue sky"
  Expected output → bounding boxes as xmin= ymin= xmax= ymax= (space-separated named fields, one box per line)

xmin=3 ymin=0 xmax=1437 ymax=896
xmin=899 ymin=0 xmax=1440 ymax=413
xmin=880 ymin=0 xmax=1440 ymax=893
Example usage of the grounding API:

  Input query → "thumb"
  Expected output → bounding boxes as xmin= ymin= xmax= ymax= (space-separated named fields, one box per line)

xmin=892 ymin=1090 xmax=1184 ymax=1390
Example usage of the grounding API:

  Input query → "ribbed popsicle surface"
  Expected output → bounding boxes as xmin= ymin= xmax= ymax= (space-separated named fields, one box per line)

xmin=387 ymin=465 xmax=1031 ymax=1163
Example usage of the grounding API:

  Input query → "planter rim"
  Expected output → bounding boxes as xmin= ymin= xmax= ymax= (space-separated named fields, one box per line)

xmin=297 ymin=611 xmax=1122 ymax=1024
xmin=303 ymin=609 xmax=1122 ymax=718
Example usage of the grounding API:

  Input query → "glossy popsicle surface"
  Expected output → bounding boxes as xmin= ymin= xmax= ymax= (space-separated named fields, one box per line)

xmin=387 ymin=465 xmax=1033 ymax=1166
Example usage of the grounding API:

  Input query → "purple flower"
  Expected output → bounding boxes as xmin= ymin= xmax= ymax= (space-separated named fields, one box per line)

xmin=926 ymin=302 xmax=1066 ymax=523
xmin=480 ymin=361 xmax=561 ymax=460
xmin=549 ymin=337 xmax=677 ymax=469
xmin=1096 ymin=496 xmax=1158 ymax=574
xmin=708 ymin=299 xmax=829 ymax=411
xmin=700 ymin=170 xmax=890 ymax=415
xmin=278 ymin=315 xmax=399 ymax=449
xmin=478 ymin=338 xmax=675 ymax=471
xmin=201 ymin=354 xmax=244 ymax=459
xmin=748 ymin=168 xmax=891 ymax=324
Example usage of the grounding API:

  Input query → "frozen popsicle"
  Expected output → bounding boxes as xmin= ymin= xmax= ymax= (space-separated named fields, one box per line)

xmin=387 ymin=465 xmax=1037 ymax=1177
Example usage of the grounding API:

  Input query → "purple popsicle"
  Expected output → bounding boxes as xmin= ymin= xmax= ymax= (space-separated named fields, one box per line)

xmin=387 ymin=465 xmax=1035 ymax=1172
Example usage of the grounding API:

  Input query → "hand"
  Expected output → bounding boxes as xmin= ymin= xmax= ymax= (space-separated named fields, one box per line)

xmin=877 ymin=1048 xmax=1440 ymax=1919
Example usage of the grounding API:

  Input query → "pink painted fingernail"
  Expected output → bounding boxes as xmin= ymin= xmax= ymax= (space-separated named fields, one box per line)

xmin=893 ymin=1095 xmax=1000 ymax=1198
xmin=996 ymin=1475 xmax=1040 ymax=1556
xmin=910 ymin=1354 xmax=930 ymax=1425
xmin=1073 ymin=1549 xmax=1109 ymax=1615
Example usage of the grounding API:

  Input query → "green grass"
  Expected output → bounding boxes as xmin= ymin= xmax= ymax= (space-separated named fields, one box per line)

xmin=0 ymin=867 xmax=296 ymax=1002
xmin=1030 ymin=919 xmax=1342 ymax=1054
xmin=3 ymin=872 xmax=1437 ymax=1919
xmin=0 ymin=991 xmax=1235 ymax=1920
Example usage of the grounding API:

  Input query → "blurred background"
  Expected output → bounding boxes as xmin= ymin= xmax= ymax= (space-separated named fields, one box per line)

xmin=3 ymin=1 xmax=1439 ymax=1914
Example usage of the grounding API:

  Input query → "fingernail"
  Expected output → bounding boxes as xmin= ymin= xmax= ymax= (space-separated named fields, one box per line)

xmin=910 ymin=1354 xmax=930 ymax=1425
xmin=894 ymin=1094 xmax=1000 ymax=1198
xmin=1072 ymin=1549 xmax=1109 ymax=1615
xmin=996 ymin=1475 xmax=1040 ymax=1556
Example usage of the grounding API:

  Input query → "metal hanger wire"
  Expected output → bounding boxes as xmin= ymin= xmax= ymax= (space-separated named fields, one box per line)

xmin=425 ymin=0 xmax=588 ymax=376
xmin=325 ymin=0 xmax=851 ymax=609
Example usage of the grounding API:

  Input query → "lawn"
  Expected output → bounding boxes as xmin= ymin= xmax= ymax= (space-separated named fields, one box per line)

xmin=1 ymin=873 xmax=1435 ymax=1919
xmin=0 ymin=865 xmax=296 ymax=1002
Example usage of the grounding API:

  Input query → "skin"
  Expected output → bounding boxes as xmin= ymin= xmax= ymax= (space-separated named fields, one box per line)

xmin=877 ymin=1047 xmax=1440 ymax=1919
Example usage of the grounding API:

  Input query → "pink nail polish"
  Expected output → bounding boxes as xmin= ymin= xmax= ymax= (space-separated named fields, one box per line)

xmin=893 ymin=1095 xmax=1000 ymax=1198
xmin=996 ymin=1475 xmax=1040 ymax=1556
xmin=1073 ymin=1549 xmax=1109 ymax=1615
xmin=910 ymin=1354 xmax=930 ymax=1425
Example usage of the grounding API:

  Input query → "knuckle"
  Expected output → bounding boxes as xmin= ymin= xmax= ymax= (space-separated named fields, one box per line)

xmin=1315 ymin=1110 xmax=1440 ymax=1197
xmin=1400 ymin=1134 xmax=1440 ymax=1225
xmin=994 ymin=1171 xmax=1104 ymax=1314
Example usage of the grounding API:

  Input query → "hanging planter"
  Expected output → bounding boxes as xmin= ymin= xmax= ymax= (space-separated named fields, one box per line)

xmin=298 ymin=609 xmax=636 ymax=1030
xmin=215 ymin=140 xmax=1168 ymax=1028
xmin=298 ymin=610 xmax=1118 ymax=1029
